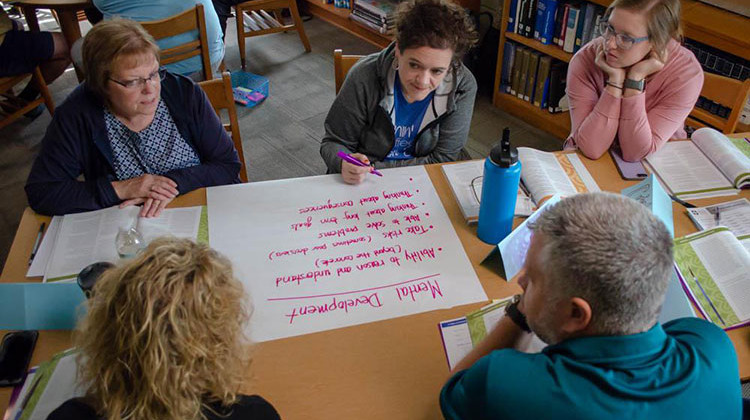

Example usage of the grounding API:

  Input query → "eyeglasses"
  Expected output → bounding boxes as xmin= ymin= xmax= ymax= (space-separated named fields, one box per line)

xmin=109 ymin=68 xmax=165 ymax=89
xmin=597 ymin=22 xmax=648 ymax=50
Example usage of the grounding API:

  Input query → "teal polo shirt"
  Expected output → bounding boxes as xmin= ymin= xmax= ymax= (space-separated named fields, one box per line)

xmin=440 ymin=318 xmax=741 ymax=419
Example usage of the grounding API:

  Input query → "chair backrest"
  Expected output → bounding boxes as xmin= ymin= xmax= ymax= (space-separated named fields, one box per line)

xmin=198 ymin=72 xmax=248 ymax=183
xmin=334 ymin=49 xmax=364 ymax=94
xmin=140 ymin=4 xmax=213 ymax=81
xmin=687 ymin=72 xmax=750 ymax=134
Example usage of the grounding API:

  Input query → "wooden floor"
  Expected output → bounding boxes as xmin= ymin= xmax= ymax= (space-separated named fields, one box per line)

xmin=0 ymin=13 xmax=562 ymax=272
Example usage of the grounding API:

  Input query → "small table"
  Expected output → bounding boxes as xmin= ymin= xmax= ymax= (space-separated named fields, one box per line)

xmin=13 ymin=0 xmax=92 ymax=81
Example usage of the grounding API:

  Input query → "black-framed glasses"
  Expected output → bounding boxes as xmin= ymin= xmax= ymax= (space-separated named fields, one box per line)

xmin=597 ymin=22 xmax=648 ymax=50
xmin=109 ymin=68 xmax=166 ymax=89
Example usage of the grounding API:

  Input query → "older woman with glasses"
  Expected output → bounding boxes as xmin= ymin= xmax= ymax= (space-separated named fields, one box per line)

xmin=25 ymin=19 xmax=241 ymax=217
xmin=564 ymin=0 xmax=703 ymax=161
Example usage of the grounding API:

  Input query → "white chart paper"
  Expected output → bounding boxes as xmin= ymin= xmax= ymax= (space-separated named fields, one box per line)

xmin=207 ymin=166 xmax=487 ymax=342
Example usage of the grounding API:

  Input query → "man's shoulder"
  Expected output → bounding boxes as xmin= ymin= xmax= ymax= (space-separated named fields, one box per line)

xmin=663 ymin=318 xmax=736 ymax=358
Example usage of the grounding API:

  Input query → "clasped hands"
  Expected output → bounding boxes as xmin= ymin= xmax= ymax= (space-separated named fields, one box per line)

xmin=111 ymin=174 xmax=179 ymax=218
xmin=595 ymin=40 xmax=666 ymax=91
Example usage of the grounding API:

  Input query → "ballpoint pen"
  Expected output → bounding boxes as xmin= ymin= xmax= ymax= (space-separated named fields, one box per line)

xmin=688 ymin=267 xmax=725 ymax=326
xmin=668 ymin=194 xmax=696 ymax=209
xmin=28 ymin=222 xmax=46 ymax=266
xmin=337 ymin=151 xmax=384 ymax=177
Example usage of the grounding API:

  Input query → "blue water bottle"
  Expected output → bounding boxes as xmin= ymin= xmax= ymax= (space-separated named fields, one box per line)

xmin=477 ymin=128 xmax=521 ymax=244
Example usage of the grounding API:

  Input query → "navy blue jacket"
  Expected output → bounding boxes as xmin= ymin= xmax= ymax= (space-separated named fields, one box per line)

xmin=25 ymin=72 xmax=241 ymax=215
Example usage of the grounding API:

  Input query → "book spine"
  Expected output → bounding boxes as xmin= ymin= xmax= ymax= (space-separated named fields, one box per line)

xmin=539 ymin=0 xmax=558 ymax=45
xmin=563 ymin=6 xmax=579 ymax=53
xmin=556 ymin=3 xmax=570 ymax=47
xmin=547 ymin=62 xmax=568 ymax=113
xmin=518 ymin=48 xmax=531 ymax=100
xmin=533 ymin=0 xmax=547 ymax=41
xmin=517 ymin=0 xmax=528 ymax=34
xmin=501 ymin=42 xmax=517 ymax=92
xmin=534 ymin=56 xmax=552 ymax=107
xmin=573 ymin=2 xmax=593 ymax=53
xmin=507 ymin=0 xmax=520 ymax=32
xmin=524 ymin=0 xmax=538 ymax=37
xmin=510 ymin=46 xmax=525 ymax=96
xmin=525 ymin=52 xmax=540 ymax=102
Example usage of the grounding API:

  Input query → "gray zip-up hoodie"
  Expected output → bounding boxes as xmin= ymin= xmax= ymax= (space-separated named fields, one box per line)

xmin=320 ymin=43 xmax=477 ymax=173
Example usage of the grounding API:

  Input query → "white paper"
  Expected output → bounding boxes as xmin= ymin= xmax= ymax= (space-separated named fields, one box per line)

xmin=645 ymin=141 xmax=738 ymax=199
xmin=687 ymin=198 xmax=750 ymax=251
xmin=27 ymin=216 xmax=62 ymax=278
xmin=44 ymin=206 xmax=202 ymax=281
xmin=518 ymin=148 xmax=578 ymax=203
xmin=207 ymin=166 xmax=487 ymax=342
xmin=497 ymin=195 xmax=562 ymax=281
xmin=438 ymin=317 xmax=473 ymax=370
xmin=28 ymin=353 xmax=86 ymax=420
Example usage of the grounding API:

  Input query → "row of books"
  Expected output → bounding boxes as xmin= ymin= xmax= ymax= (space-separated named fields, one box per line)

xmin=332 ymin=0 xmax=351 ymax=8
xmin=683 ymin=39 xmax=750 ymax=125
xmin=349 ymin=0 xmax=397 ymax=34
xmin=500 ymin=41 xmax=568 ymax=114
xmin=507 ymin=0 xmax=606 ymax=55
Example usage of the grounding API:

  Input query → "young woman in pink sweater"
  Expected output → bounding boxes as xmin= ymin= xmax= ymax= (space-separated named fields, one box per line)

xmin=565 ymin=0 xmax=703 ymax=161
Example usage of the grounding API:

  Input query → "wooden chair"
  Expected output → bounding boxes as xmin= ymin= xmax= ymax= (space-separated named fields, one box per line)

xmin=198 ymin=71 xmax=248 ymax=183
xmin=141 ymin=4 xmax=213 ymax=81
xmin=686 ymin=72 xmax=750 ymax=134
xmin=0 ymin=67 xmax=54 ymax=130
xmin=334 ymin=49 xmax=363 ymax=94
xmin=234 ymin=0 xmax=311 ymax=69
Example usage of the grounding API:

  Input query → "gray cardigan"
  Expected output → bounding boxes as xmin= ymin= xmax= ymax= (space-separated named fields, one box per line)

xmin=320 ymin=43 xmax=477 ymax=173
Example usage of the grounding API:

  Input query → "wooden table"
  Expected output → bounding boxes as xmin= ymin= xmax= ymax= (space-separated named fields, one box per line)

xmin=13 ymin=0 xmax=91 ymax=81
xmin=2 ymin=150 xmax=749 ymax=419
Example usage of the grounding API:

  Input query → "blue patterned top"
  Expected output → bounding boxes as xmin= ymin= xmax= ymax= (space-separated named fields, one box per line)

xmin=105 ymin=99 xmax=200 ymax=180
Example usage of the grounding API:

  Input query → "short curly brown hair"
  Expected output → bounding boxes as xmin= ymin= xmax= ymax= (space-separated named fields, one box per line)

xmin=395 ymin=0 xmax=479 ymax=60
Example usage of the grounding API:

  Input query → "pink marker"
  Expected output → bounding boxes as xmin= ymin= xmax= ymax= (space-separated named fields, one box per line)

xmin=337 ymin=151 xmax=383 ymax=177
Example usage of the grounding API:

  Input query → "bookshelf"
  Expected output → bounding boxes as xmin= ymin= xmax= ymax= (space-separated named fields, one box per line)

xmin=301 ymin=0 xmax=480 ymax=50
xmin=492 ymin=0 xmax=750 ymax=140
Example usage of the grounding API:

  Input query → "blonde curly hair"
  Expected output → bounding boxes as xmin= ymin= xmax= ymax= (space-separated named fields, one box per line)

xmin=74 ymin=237 xmax=250 ymax=420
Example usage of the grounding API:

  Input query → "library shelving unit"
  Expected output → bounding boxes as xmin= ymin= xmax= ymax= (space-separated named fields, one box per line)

xmin=300 ymin=0 xmax=480 ymax=50
xmin=491 ymin=0 xmax=750 ymax=140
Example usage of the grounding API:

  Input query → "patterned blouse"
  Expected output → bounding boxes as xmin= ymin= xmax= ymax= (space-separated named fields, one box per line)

xmin=105 ymin=99 xmax=200 ymax=180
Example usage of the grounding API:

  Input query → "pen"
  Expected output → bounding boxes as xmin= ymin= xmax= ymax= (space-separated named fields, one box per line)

xmin=688 ymin=267 xmax=725 ymax=326
xmin=28 ymin=222 xmax=46 ymax=266
xmin=336 ymin=151 xmax=383 ymax=177
xmin=668 ymin=195 xmax=696 ymax=209
xmin=713 ymin=207 xmax=721 ymax=226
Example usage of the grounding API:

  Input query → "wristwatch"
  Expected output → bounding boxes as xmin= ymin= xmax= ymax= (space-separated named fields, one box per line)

xmin=624 ymin=78 xmax=646 ymax=92
xmin=505 ymin=294 xmax=531 ymax=332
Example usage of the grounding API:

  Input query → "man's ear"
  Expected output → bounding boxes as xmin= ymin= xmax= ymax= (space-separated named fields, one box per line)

xmin=560 ymin=297 xmax=592 ymax=335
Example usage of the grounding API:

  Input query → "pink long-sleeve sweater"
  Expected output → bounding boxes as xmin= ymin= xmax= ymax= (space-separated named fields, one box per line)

xmin=564 ymin=37 xmax=703 ymax=161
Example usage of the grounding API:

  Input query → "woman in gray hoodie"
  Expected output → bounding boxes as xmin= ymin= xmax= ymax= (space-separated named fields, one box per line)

xmin=320 ymin=0 xmax=479 ymax=184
